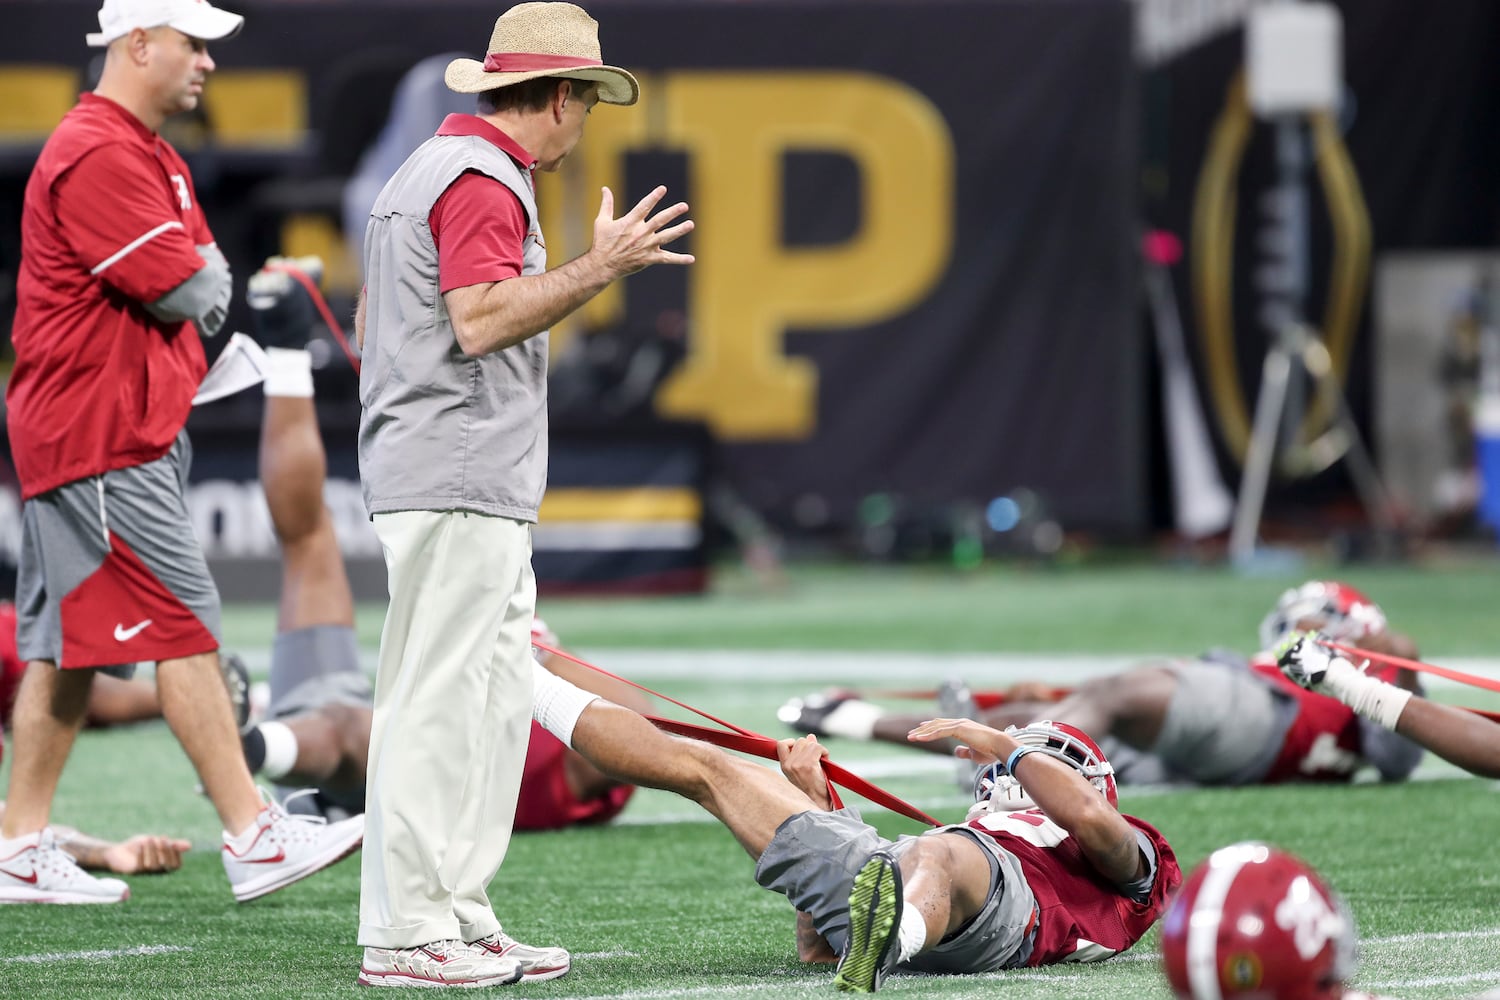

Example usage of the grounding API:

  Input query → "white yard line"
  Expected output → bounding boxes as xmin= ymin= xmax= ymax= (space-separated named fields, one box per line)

xmin=1367 ymin=970 xmax=1500 ymax=989
xmin=232 ymin=648 xmax=1500 ymax=688
xmin=4 ymin=944 xmax=191 ymax=964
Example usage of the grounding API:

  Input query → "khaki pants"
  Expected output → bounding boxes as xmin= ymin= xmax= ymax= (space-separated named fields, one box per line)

xmin=358 ymin=510 xmax=536 ymax=948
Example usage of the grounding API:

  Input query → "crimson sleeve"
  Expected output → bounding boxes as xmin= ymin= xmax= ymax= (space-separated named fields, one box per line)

xmin=429 ymin=170 xmax=529 ymax=293
xmin=52 ymin=146 xmax=206 ymax=304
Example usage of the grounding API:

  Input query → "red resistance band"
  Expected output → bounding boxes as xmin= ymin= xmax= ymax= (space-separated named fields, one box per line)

xmin=1321 ymin=640 xmax=1500 ymax=722
xmin=264 ymin=262 xmax=362 ymax=374
xmin=531 ymin=640 xmax=942 ymax=828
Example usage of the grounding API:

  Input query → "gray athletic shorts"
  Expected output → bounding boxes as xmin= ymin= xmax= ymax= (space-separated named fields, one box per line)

xmin=1152 ymin=659 xmax=1295 ymax=784
xmin=268 ymin=624 xmax=370 ymax=719
xmin=754 ymin=808 xmax=1037 ymax=973
xmin=15 ymin=431 xmax=220 ymax=672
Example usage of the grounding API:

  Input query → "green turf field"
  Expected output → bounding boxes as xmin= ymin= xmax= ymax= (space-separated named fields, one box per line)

xmin=3 ymin=562 xmax=1498 ymax=998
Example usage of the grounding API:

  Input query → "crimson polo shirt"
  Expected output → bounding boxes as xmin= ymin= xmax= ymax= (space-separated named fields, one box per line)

xmin=428 ymin=114 xmax=538 ymax=293
xmin=8 ymin=93 xmax=212 ymax=499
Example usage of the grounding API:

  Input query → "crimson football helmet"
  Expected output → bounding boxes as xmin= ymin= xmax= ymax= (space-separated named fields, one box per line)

xmin=1161 ymin=843 xmax=1356 ymax=1000
xmin=972 ymin=720 xmax=1118 ymax=813
xmin=1258 ymin=581 xmax=1386 ymax=652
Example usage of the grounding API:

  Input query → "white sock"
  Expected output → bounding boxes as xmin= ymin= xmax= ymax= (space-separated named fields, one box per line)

xmin=532 ymin=661 xmax=599 ymax=749
xmin=820 ymin=699 xmax=884 ymax=741
xmin=1320 ymin=657 xmax=1413 ymax=730
xmin=258 ymin=721 xmax=300 ymax=780
xmin=0 ymin=830 xmax=41 ymax=853
xmin=896 ymin=904 xmax=927 ymax=962
xmin=263 ymin=347 xmax=314 ymax=397
xmin=225 ymin=813 xmax=266 ymax=851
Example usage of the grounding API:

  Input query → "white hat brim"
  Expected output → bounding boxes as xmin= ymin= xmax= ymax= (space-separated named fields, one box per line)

xmin=443 ymin=57 xmax=639 ymax=106
xmin=86 ymin=4 xmax=245 ymax=48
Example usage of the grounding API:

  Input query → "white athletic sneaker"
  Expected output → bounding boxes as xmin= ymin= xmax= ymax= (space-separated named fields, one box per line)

xmin=222 ymin=791 xmax=364 ymax=902
xmin=468 ymin=929 xmax=571 ymax=982
xmin=358 ymin=939 xmax=523 ymax=988
xmin=0 ymin=828 xmax=129 ymax=904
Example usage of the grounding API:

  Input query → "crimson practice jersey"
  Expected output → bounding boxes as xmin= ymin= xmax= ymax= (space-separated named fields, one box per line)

xmin=1249 ymin=653 xmax=1404 ymax=782
xmin=515 ymin=721 xmax=635 ymax=831
xmin=965 ymin=808 xmax=1180 ymax=965
xmin=516 ymin=616 xmax=636 ymax=830
xmin=9 ymin=93 xmax=212 ymax=498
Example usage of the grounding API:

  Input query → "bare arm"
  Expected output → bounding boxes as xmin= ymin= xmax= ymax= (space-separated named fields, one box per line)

xmin=1396 ymin=698 xmax=1500 ymax=778
xmin=796 ymin=910 xmax=839 ymax=964
xmin=51 ymin=825 xmax=191 ymax=874
xmin=908 ymin=718 xmax=1145 ymax=886
xmin=777 ymin=736 xmax=839 ymax=963
xmin=445 ymin=185 xmax=693 ymax=357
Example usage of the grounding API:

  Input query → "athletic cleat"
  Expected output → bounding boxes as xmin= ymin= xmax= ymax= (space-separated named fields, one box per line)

xmin=222 ymin=790 xmax=364 ymax=902
xmin=220 ymin=651 xmax=252 ymax=731
xmin=357 ymin=939 xmax=523 ymax=988
xmin=834 ymin=850 xmax=904 ymax=993
xmin=777 ymin=689 xmax=863 ymax=738
xmin=467 ymin=929 xmax=571 ymax=982
xmin=0 ymin=828 xmax=129 ymax=904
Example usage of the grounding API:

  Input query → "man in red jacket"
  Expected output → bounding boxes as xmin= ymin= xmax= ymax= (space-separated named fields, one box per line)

xmin=0 ymin=0 xmax=361 ymax=905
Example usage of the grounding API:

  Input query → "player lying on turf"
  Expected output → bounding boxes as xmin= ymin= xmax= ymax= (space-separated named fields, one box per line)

xmin=1276 ymin=629 xmax=1500 ymax=779
xmin=530 ymin=662 xmax=1181 ymax=992
xmin=235 ymin=259 xmax=651 ymax=837
xmin=782 ymin=581 xmax=1426 ymax=787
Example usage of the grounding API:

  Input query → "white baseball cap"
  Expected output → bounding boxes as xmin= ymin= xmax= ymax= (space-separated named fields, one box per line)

xmin=86 ymin=0 xmax=244 ymax=48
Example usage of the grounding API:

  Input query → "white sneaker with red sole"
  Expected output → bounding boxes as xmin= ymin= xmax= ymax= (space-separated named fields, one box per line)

xmin=222 ymin=790 xmax=364 ymax=902
xmin=0 ymin=828 xmax=129 ymax=904
xmin=468 ymin=929 xmax=571 ymax=982
xmin=358 ymin=940 xmax=522 ymax=988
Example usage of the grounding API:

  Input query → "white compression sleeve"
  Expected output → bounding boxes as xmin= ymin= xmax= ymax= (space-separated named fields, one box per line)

xmin=1319 ymin=657 xmax=1414 ymax=731
xmin=532 ymin=661 xmax=599 ymax=749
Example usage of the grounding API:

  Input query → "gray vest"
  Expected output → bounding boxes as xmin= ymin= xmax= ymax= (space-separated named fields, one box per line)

xmin=358 ymin=130 xmax=548 ymax=521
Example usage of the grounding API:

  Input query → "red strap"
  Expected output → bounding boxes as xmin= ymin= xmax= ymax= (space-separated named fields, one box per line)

xmin=534 ymin=640 xmax=942 ymax=827
xmin=1322 ymin=640 xmax=1500 ymax=695
xmin=264 ymin=263 xmax=362 ymax=374
xmin=482 ymin=52 xmax=603 ymax=73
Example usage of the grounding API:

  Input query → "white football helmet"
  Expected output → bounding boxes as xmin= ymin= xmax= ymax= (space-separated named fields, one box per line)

xmin=970 ymin=720 xmax=1118 ymax=816
xmin=1258 ymin=581 xmax=1386 ymax=652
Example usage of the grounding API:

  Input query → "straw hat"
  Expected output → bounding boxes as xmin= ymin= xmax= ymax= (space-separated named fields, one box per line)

xmin=445 ymin=2 xmax=638 ymax=106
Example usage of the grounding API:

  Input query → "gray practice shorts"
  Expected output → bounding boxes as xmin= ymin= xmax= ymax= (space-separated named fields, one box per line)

xmin=754 ymin=808 xmax=1038 ymax=974
xmin=16 ymin=431 xmax=220 ymax=673
xmin=268 ymin=624 xmax=370 ymax=720
xmin=1152 ymin=659 xmax=1296 ymax=784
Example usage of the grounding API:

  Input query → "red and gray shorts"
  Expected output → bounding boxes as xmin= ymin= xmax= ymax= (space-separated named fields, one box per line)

xmin=15 ymin=432 xmax=221 ymax=670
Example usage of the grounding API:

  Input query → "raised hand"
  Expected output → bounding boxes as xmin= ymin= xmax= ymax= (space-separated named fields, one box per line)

xmin=907 ymin=718 xmax=1009 ymax=766
xmin=589 ymin=186 xmax=695 ymax=278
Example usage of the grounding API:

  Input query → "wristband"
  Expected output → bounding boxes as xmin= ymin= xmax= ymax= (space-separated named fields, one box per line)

xmin=1005 ymin=745 xmax=1041 ymax=776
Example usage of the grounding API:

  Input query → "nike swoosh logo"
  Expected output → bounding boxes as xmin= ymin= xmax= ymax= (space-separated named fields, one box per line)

xmin=114 ymin=619 xmax=153 ymax=642
xmin=0 ymin=866 xmax=38 ymax=884
xmin=240 ymin=849 xmax=286 ymax=865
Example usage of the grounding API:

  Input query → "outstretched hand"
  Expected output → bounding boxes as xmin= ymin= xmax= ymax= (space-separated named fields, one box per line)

xmin=590 ymin=186 xmax=695 ymax=278
xmin=103 ymin=834 xmax=193 ymax=875
xmin=907 ymin=718 xmax=1009 ymax=766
